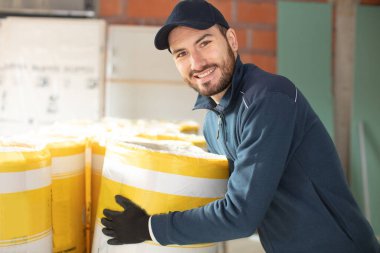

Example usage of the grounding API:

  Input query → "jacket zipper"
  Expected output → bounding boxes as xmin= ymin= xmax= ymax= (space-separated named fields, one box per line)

xmin=216 ymin=114 xmax=222 ymax=140
xmin=214 ymin=111 xmax=234 ymax=159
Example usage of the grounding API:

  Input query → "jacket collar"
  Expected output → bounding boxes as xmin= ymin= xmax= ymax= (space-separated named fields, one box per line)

xmin=193 ymin=55 xmax=245 ymax=113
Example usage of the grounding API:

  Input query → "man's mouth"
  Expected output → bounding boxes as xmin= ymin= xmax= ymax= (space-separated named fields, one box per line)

xmin=193 ymin=66 xmax=216 ymax=79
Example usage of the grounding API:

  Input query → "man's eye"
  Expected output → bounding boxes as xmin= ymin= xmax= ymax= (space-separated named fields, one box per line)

xmin=176 ymin=51 xmax=187 ymax=58
xmin=200 ymin=40 xmax=211 ymax=47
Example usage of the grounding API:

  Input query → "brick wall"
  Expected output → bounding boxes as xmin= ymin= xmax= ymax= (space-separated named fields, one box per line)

xmin=361 ymin=0 xmax=380 ymax=4
xmin=98 ymin=0 xmax=380 ymax=74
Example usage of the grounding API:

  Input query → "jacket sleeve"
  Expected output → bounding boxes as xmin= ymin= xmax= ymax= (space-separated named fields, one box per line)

xmin=151 ymin=93 xmax=297 ymax=245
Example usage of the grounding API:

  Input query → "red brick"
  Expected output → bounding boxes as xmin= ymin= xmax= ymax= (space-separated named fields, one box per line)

xmin=251 ymin=54 xmax=277 ymax=73
xmin=361 ymin=0 xmax=380 ymax=4
xmin=240 ymin=53 xmax=254 ymax=64
xmin=282 ymin=0 xmax=327 ymax=2
xmin=252 ymin=30 xmax=277 ymax=51
xmin=126 ymin=0 xmax=178 ymax=19
xmin=237 ymin=2 xmax=277 ymax=25
xmin=99 ymin=0 xmax=121 ymax=17
xmin=208 ymin=0 xmax=233 ymax=23
xmin=235 ymin=28 xmax=248 ymax=50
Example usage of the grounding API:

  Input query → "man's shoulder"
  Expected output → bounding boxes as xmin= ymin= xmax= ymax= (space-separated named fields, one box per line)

xmin=241 ymin=65 xmax=297 ymax=106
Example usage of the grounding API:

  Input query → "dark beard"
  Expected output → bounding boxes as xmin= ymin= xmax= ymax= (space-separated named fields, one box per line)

xmin=185 ymin=44 xmax=235 ymax=97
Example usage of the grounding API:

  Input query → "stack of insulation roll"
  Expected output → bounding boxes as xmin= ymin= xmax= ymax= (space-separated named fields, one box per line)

xmin=91 ymin=139 xmax=229 ymax=253
xmin=0 ymin=141 xmax=52 ymax=253
xmin=0 ymin=118 xmax=207 ymax=253
xmin=44 ymin=135 xmax=87 ymax=253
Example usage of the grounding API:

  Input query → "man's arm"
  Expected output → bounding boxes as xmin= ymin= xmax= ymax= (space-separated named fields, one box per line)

xmin=151 ymin=93 xmax=297 ymax=245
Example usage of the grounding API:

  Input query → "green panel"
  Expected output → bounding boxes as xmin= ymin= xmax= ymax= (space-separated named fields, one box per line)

xmin=351 ymin=5 xmax=380 ymax=236
xmin=278 ymin=1 xmax=334 ymax=137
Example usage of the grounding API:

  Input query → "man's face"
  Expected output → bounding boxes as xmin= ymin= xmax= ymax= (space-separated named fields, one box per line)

xmin=168 ymin=25 xmax=237 ymax=99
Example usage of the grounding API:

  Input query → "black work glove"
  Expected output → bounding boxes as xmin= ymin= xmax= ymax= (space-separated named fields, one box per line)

xmin=101 ymin=195 xmax=151 ymax=245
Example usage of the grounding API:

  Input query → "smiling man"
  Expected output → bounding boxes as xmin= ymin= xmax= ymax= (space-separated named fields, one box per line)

xmin=101 ymin=1 xmax=380 ymax=252
xmin=169 ymin=25 xmax=237 ymax=102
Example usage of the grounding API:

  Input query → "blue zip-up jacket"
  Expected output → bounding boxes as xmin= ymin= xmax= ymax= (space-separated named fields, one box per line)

xmin=151 ymin=56 xmax=379 ymax=253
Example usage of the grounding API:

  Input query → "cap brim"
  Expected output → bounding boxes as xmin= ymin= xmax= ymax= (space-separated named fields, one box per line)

xmin=154 ymin=21 xmax=214 ymax=50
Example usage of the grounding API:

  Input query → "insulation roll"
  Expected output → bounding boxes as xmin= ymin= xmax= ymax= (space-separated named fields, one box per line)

xmin=89 ymin=137 xmax=106 ymax=243
xmin=47 ymin=137 xmax=86 ymax=253
xmin=91 ymin=139 xmax=229 ymax=253
xmin=39 ymin=121 xmax=95 ymax=253
xmin=176 ymin=120 xmax=200 ymax=134
xmin=84 ymin=141 xmax=92 ymax=253
xmin=136 ymin=132 xmax=207 ymax=149
xmin=0 ymin=143 xmax=52 ymax=253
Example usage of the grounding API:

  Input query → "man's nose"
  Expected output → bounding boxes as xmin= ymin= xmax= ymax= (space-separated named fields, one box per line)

xmin=190 ymin=51 xmax=206 ymax=71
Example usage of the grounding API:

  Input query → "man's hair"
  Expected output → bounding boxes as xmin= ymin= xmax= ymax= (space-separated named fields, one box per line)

xmin=217 ymin=24 xmax=228 ymax=38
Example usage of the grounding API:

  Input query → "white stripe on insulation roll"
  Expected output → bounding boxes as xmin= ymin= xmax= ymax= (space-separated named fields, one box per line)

xmin=0 ymin=230 xmax=52 ymax=253
xmin=103 ymin=157 xmax=228 ymax=198
xmin=0 ymin=167 xmax=51 ymax=194
xmin=92 ymin=153 xmax=104 ymax=174
xmin=52 ymin=153 xmax=85 ymax=177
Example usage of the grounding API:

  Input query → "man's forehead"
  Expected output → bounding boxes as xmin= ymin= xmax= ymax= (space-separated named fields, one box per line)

xmin=168 ymin=25 xmax=218 ymax=50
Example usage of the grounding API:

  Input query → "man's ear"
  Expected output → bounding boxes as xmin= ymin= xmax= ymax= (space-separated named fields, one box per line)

xmin=226 ymin=28 xmax=239 ymax=53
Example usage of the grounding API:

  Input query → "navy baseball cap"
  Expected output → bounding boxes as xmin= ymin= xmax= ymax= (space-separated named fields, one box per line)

xmin=154 ymin=0 xmax=230 ymax=50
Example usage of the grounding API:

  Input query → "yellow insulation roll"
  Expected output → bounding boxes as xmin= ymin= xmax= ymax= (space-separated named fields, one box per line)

xmin=84 ymin=140 xmax=92 ymax=253
xmin=136 ymin=133 xmax=207 ymax=149
xmin=39 ymin=121 xmax=95 ymax=253
xmin=46 ymin=136 xmax=86 ymax=253
xmin=176 ymin=120 xmax=200 ymax=134
xmin=89 ymin=137 xmax=106 ymax=244
xmin=92 ymin=139 xmax=229 ymax=253
xmin=0 ymin=143 xmax=52 ymax=253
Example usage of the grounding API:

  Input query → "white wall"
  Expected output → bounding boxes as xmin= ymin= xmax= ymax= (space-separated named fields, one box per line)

xmin=105 ymin=25 xmax=207 ymax=127
xmin=106 ymin=81 xmax=206 ymax=124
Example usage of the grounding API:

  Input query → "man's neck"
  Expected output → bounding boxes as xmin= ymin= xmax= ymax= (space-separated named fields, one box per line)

xmin=211 ymin=85 xmax=231 ymax=104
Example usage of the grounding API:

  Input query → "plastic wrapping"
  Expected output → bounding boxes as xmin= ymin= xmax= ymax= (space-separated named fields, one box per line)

xmin=45 ymin=136 xmax=86 ymax=253
xmin=91 ymin=139 xmax=229 ymax=253
xmin=0 ymin=142 xmax=52 ymax=253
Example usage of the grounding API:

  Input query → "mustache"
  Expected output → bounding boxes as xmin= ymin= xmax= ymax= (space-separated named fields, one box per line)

xmin=189 ymin=64 xmax=217 ymax=78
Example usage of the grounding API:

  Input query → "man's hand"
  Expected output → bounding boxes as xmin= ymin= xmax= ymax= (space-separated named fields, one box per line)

xmin=101 ymin=195 xmax=151 ymax=245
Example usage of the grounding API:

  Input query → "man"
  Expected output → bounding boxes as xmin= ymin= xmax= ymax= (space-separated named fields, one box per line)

xmin=101 ymin=1 xmax=380 ymax=252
